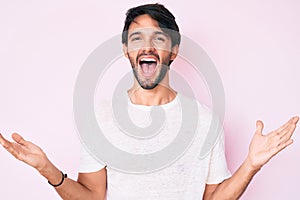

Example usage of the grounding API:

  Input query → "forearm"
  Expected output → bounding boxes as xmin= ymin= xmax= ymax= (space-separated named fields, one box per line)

xmin=39 ymin=158 xmax=105 ymax=200
xmin=0 ymin=133 xmax=106 ymax=199
xmin=207 ymin=116 xmax=299 ymax=199
xmin=209 ymin=158 xmax=260 ymax=200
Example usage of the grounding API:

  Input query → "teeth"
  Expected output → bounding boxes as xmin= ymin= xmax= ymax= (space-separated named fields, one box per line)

xmin=140 ymin=58 xmax=156 ymax=62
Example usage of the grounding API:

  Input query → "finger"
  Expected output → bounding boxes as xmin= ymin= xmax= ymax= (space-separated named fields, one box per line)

xmin=277 ymin=123 xmax=297 ymax=144
xmin=0 ymin=134 xmax=21 ymax=159
xmin=275 ymin=116 xmax=298 ymax=134
xmin=292 ymin=116 xmax=299 ymax=124
xmin=12 ymin=133 xmax=26 ymax=145
xmin=275 ymin=139 xmax=294 ymax=154
xmin=277 ymin=118 xmax=298 ymax=138
xmin=274 ymin=118 xmax=294 ymax=135
xmin=268 ymin=117 xmax=297 ymax=138
xmin=256 ymin=120 xmax=264 ymax=135
xmin=0 ymin=133 xmax=4 ymax=145
xmin=0 ymin=133 xmax=12 ymax=148
xmin=269 ymin=138 xmax=294 ymax=158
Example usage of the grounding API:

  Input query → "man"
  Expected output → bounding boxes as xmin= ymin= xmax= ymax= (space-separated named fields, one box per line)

xmin=0 ymin=3 xmax=298 ymax=200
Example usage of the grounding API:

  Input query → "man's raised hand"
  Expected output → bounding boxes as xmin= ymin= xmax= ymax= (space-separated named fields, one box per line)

xmin=247 ymin=116 xmax=299 ymax=170
xmin=0 ymin=133 xmax=49 ymax=172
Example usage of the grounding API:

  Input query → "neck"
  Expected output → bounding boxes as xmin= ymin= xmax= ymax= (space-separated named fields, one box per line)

xmin=128 ymin=76 xmax=177 ymax=106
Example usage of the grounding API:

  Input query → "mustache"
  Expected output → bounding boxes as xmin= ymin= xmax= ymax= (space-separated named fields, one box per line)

xmin=136 ymin=52 xmax=160 ymax=63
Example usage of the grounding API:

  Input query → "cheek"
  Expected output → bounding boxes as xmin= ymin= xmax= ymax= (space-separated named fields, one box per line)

xmin=127 ymin=42 xmax=143 ymax=53
xmin=127 ymin=54 xmax=138 ymax=67
xmin=127 ymin=52 xmax=137 ymax=61
xmin=159 ymin=51 xmax=172 ymax=62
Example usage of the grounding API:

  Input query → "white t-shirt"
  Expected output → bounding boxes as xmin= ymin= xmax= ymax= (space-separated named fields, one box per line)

xmin=79 ymin=94 xmax=231 ymax=200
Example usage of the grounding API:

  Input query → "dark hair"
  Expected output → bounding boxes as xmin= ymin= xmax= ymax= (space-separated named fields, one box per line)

xmin=122 ymin=3 xmax=181 ymax=47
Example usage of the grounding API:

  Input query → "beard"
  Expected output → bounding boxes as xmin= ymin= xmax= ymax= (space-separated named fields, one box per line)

xmin=128 ymin=52 xmax=172 ymax=90
xmin=133 ymin=64 xmax=169 ymax=90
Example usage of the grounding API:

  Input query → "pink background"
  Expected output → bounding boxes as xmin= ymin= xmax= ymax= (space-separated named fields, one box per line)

xmin=0 ymin=1 xmax=299 ymax=199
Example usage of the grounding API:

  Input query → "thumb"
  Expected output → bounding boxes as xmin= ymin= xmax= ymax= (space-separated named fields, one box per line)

xmin=256 ymin=120 xmax=264 ymax=135
xmin=12 ymin=133 xmax=26 ymax=145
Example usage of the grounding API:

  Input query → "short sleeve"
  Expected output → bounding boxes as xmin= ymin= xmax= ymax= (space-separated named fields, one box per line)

xmin=78 ymin=145 xmax=106 ymax=173
xmin=206 ymin=133 xmax=231 ymax=184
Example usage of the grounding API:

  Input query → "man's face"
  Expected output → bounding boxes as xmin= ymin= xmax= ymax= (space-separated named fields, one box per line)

xmin=124 ymin=14 xmax=177 ymax=90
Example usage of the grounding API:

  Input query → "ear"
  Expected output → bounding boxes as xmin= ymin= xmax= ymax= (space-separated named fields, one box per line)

xmin=123 ymin=44 xmax=129 ymax=59
xmin=170 ymin=45 xmax=179 ymax=61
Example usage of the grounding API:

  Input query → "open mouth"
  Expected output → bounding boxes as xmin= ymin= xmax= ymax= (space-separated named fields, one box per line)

xmin=138 ymin=57 xmax=158 ymax=77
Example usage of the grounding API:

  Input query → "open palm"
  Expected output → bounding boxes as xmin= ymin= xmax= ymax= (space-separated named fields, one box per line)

xmin=248 ymin=116 xmax=299 ymax=170
xmin=0 ymin=133 xmax=47 ymax=170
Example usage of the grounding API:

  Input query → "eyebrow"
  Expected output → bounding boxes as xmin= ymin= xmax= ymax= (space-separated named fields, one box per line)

xmin=153 ymin=31 xmax=168 ymax=37
xmin=129 ymin=31 xmax=141 ymax=39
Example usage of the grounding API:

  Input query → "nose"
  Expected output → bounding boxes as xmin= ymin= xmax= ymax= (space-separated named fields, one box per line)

xmin=142 ymin=38 xmax=155 ymax=52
